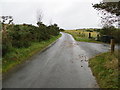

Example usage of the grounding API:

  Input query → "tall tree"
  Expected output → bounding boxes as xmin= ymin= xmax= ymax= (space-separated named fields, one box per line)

xmin=36 ymin=10 xmax=44 ymax=23
xmin=93 ymin=1 xmax=120 ymax=28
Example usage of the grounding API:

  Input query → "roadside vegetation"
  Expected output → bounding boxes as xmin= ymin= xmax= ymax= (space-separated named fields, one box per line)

xmin=2 ymin=34 xmax=61 ymax=73
xmin=88 ymin=1 xmax=120 ymax=88
xmin=64 ymin=28 xmax=120 ymax=44
xmin=64 ymin=29 xmax=101 ymax=43
xmin=93 ymin=2 xmax=120 ymax=44
xmin=89 ymin=51 xmax=119 ymax=88
xmin=1 ymin=16 xmax=63 ymax=73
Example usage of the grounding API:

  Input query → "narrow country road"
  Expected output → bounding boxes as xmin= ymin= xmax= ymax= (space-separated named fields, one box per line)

xmin=3 ymin=32 xmax=110 ymax=88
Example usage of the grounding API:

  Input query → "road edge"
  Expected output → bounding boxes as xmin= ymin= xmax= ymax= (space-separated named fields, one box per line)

xmin=2 ymin=34 xmax=62 ymax=80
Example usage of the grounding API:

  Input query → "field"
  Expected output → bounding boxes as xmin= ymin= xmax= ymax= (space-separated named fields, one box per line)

xmin=64 ymin=29 xmax=101 ymax=43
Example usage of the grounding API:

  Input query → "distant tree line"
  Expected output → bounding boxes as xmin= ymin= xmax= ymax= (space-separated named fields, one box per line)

xmin=1 ymin=16 xmax=64 ymax=56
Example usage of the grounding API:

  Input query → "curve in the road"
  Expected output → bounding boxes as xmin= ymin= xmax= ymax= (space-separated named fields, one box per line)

xmin=3 ymin=32 xmax=110 ymax=88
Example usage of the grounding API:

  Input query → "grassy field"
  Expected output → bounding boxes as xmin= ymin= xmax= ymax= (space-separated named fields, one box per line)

xmin=64 ymin=30 xmax=101 ymax=43
xmin=89 ymin=51 xmax=119 ymax=88
xmin=2 ymin=34 xmax=61 ymax=73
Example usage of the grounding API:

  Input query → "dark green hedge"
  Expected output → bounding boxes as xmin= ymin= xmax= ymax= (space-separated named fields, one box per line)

xmin=2 ymin=22 xmax=63 ymax=56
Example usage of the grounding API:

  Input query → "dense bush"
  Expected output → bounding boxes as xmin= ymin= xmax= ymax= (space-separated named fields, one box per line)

xmin=99 ymin=26 xmax=116 ymax=36
xmin=98 ymin=26 xmax=120 ymax=43
xmin=47 ymin=24 xmax=60 ymax=36
xmin=2 ymin=22 xmax=62 ymax=56
xmin=2 ymin=32 xmax=12 ymax=56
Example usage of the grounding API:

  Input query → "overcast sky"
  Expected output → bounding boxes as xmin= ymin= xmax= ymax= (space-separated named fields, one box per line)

xmin=0 ymin=0 xmax=102 ymax=29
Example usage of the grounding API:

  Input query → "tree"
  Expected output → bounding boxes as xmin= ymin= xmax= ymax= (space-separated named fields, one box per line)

xmin=93 ymin=1 xmax=120 ymax=43
xmin=36 ymin=10 xmax=44 ymax=23
xmin=93 ymin=1 xmax=120 ymax=28
xmin=93 ymin=2 xmax=120 ymax=16
xmin=0 ymin=16 xmax=13 ymax=31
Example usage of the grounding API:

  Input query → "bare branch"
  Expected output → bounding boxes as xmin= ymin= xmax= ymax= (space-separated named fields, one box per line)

xmin=37 ymin=10 xmax=43 ymax=23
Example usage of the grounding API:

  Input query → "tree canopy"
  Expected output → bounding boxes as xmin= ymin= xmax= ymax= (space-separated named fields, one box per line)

xmin=93 ymin=1 xmax=120 ymax=28
xmin=93 ymin=1 xmax=120 ymax=16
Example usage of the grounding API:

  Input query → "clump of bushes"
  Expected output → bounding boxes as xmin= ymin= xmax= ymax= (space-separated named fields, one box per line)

xmin=2 ymin=22 xmax=63 ymax=56
xmin=98 ymin=26 xmax=120 ymax=43
xmin=2 ymin=32 xmax=12 ymax=56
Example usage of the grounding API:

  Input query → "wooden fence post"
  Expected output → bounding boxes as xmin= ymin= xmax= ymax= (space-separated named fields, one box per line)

xmin=97 ymin=34 xmax=100 ymax=41
xmin=111 ymin=39 xmax=115 ymax=53
xmin=88 ymin=33 xmax=91 ymax=38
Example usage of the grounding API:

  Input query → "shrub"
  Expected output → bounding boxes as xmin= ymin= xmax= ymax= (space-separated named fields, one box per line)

xmin=2 ymin=22 xmax=62 ymax=56
xmin=2 ymin=32 xmax=12 ymax=56
xmin=8 ymin=25 xmax=32 ymax=48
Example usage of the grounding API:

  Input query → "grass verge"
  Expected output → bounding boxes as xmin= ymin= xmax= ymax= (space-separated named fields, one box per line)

xmin=73 ymin=36 xmax=101 ymax=43
xmin=64 ymin=30 xmax=101 ymax=43
xmin=89 ymin=51 xmax=119 ymax=88
xmin=2 ymin=34 xmax=61 ymax=74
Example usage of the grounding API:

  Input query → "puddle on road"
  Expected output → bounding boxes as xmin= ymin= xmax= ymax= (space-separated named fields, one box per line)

xmin=63 ymin=42 xmax=78 ymax=48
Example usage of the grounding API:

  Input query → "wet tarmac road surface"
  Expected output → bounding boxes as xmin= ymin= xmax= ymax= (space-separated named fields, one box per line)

xmin=3 ymin=32 xmax=110 ymax=88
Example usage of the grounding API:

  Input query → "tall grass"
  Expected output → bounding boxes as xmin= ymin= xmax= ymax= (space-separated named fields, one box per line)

xmin=89 ymin=51 xmax=119 ymax=88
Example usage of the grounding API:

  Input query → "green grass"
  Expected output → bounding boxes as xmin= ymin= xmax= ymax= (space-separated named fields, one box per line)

xmin=2 ymin=34 xmax=61 ymax=73
xmin=89 ymin=51 xmax=119 ymax=88
xmin=74 ymin=36 xmax=100 ymax=43
xmin=64 ymin=30 xmax=101 ymax=43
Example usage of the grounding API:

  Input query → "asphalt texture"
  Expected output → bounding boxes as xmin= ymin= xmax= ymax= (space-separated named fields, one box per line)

xmin=3 ymin=32 xmax=110 ymax=88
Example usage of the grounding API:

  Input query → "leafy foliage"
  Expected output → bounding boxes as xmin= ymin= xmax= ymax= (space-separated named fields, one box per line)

xmin=2 ymin=22 xmax=62 ymax=56
xmin=2 ymin=32 xmax=12 ymax=56
xmin=93 ymin=1 xmax=120 ymax=43
xmin=93 ymin=2 xmax=120 ymax=16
